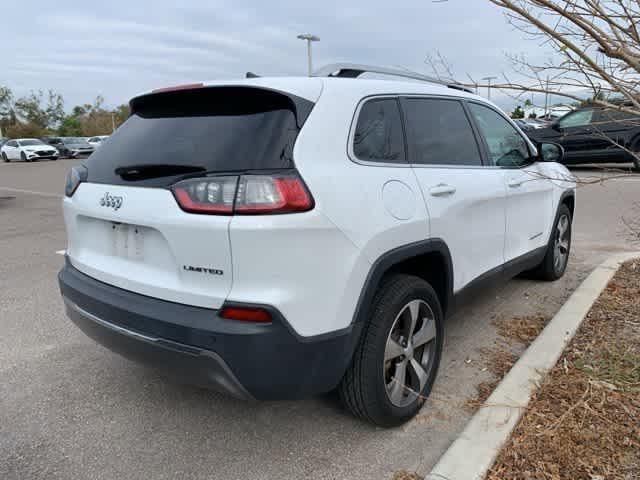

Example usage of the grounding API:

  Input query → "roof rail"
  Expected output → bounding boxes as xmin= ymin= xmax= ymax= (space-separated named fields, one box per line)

xmin=312 ymin=63 xmax=474 ymax=93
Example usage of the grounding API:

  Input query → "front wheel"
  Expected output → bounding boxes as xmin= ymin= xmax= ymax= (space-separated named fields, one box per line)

xmin=20 ymin=152 xmax=28 ymax=162
xmin=338 ymin=274 xmax=444 ymax=427
xmin=532 ymin=204 xmax=572 ymax=281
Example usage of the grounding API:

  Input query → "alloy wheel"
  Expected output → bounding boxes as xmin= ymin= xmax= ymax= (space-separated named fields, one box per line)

xmin=383 ymin=299 xmax=438 ymax=407
xmin=554 ymin=214 xmax=570 ymax=273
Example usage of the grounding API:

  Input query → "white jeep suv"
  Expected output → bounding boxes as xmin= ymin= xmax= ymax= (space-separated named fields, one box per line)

xmin=59 ymin=65 xmax=576 ymax=426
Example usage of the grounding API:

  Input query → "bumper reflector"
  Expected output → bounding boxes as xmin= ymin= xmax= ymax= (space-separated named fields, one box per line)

xmin=220 ymin=306 xmax=271 ymax=323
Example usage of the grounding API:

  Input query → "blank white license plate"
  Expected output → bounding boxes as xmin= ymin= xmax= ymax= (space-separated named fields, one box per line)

xmin=111 ymin=223 xmax=145 ymax=260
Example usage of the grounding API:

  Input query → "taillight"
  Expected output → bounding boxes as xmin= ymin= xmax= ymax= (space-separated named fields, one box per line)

xmin=172 ymin=176 xmax=237 ymax=214
xmin=171 ymin=172 xmax=313 ymax=215
xmin=65 ymin=165 xmax=88 ymax=197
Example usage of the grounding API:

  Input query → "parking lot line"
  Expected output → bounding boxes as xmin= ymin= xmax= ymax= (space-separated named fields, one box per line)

xmin=56 ymin=250 xmax=66 ymax=255
xmin=0 ymin=187 xmax=62 ymax=198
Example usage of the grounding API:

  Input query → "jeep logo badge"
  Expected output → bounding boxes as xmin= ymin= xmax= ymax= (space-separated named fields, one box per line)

xmin=100 ymin=192 xmax=123 ymax=211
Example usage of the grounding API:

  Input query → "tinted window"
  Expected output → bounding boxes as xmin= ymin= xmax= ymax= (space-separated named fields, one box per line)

xmin=85 ymin=87 xmax=314 ymax=187
xmin=596 ymin=108 xmax=640 ymax=125
xmin=353 ymin=99 xmax=405 ymax=163
xmin=468 ymin=103 xmax=531 ymax=167
xmin=558 ymin=109 xmax=594 ymax=128
xmin=402 ymin=98 xmax=482 ymax=166
xmin=7 ymin=141 xmax=17 ymax=147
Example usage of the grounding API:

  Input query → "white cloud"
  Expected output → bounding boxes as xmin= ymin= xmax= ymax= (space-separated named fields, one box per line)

xmin=1 ymin=0 xmax=556 ymax=109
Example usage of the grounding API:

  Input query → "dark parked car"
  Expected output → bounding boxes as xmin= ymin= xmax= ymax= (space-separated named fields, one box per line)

xmin=526 ymin=105 xmax=640 ymax=169
xmin=43 ymin=137 xmax=94 ymax=158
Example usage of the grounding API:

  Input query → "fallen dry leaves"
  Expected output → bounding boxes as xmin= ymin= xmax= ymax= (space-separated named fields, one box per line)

xmin=391 ymin=469 xmax=423 ymax=480
xmin=487 ymin=260 xmax=640 ymax=480
xmin=466 ymin=314 xmax=551 ymax=409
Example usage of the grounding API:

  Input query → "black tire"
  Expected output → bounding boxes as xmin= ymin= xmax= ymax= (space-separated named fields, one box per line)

xmin=20 ymin=152 xmax=28 ymax=162
xmin=2 ymin=152 xmax=8 ymax=163
xmin=338 ymin=274 xmax=444 ymax=427
xmin=531 ymin=204 xmax=572 ymax=281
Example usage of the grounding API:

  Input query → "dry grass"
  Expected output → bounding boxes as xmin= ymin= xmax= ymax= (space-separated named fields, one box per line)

xmin=493 ymin=314 xmax=550 ymax=345
xmin=487 ymin=260 xmax=640 ymax=480
xmin=391 ymin=469 xmax=423 ymax=480
xmin=467 ymin=347 xmax=519 ymax=408
xmin=467 ymin=314 xmax=551 ymax=409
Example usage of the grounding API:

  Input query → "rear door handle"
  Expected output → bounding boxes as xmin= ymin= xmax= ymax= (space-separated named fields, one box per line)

xmin=508 ymin=179 xmax=524 ymax=188
xmin=429 ymin=184 xmax=456 ymax=196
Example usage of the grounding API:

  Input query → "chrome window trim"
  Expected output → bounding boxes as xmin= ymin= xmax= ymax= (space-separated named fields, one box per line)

xmin=346 ymin=94 xmax=411 ymax=168
xmin=347 ymin=93 xmax=525 ymax=170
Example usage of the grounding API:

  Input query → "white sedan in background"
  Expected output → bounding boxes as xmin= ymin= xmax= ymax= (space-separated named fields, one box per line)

xmin=1 ymin=138 xmax=59 ymax=162
xmin=87 ymin=135 xmax=109 ymax=148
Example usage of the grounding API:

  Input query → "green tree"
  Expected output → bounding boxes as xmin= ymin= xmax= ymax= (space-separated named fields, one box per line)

xmin=0 ymin=86 xmax=16 ymax=137
xmin=13 ymin=89 xmax=64 ymax=132
xmin=511 ymin=105 xmax=525 ymax=119
xmin=58 ymin=115 xmax=83 ymax=136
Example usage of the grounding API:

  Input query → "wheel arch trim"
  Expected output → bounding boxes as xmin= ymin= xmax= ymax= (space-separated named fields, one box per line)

xmin=351 ymin=239 xmax=454 ymax=325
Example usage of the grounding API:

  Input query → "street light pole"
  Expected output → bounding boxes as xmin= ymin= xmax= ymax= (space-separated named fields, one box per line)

xmin=481 ymin=76 xmax=498 ymax=100
xmin=544 ymin=75 xmax=550 ymax=120
xmin=297 ymin=34 xmax=320 ymax=76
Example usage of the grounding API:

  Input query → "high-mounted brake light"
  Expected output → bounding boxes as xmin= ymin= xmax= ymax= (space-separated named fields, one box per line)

xmin=220 ymin=306 xmax=271 ymax=322
xmin=171 ymin=173 xmax=313 ymax=215
xmin=152 ymin=82 xmax=204 ymax=93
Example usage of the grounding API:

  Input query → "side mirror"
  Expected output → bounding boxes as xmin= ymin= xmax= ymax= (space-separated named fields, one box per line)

xmin=538 ymin=142 xmax=564 ymax=163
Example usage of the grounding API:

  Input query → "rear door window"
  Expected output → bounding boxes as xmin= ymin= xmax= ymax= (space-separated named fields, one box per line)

xmin=352 ymin=98 xmax=406 ymax=163
xmin=84 ymin=87 xmax=314 ymax=187
xmin=402 ymin=98 xmax=482 ymax=166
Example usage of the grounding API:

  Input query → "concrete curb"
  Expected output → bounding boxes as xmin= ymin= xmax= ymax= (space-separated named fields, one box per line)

xmin=426 ymin=252 xmax=640 ymax=480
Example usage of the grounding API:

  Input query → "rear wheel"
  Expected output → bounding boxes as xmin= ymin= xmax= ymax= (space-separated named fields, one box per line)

xmin=531 ymin=204 xmax=572 ymax=281
xmin=2 ymin=152 xmax=8 ymax=163
xmin=338 ymin=274 xmax=443 ymax=427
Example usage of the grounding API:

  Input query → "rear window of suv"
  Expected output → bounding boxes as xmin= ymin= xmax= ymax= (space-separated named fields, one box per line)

xmin=84 ymin=86 xmax=314 ymax=187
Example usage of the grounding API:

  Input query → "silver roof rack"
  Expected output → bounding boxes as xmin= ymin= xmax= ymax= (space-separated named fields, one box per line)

xmin=312 ymin=63 xmax=473 ymax=93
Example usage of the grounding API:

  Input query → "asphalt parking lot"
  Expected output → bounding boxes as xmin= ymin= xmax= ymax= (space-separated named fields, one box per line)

xmin=1 ymin=158 xmax=638 ymax=480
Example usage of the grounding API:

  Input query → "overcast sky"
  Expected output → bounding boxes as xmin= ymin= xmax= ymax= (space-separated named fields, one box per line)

xmin=3 ymin=0 xmax=555 ymax=110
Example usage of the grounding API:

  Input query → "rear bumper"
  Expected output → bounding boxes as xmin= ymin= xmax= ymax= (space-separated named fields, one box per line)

xmin=58 ymin=259 xmax=361 ymax=400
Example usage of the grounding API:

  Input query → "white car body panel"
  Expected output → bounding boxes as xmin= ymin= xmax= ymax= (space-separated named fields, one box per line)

xmin=87 ymin=136 xmax=109 ymax=148
xmin=411 ymin=167 xmax=507 ymax=290
xmin=62 ymin=77 xmax=576 ymax=337
xmin=64 ymin=183 xmax=233 ymax=309
xmin=1 ymin=139 xmax=58 ymax=161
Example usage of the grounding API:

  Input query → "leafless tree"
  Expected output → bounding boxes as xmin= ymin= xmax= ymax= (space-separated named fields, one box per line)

xmin=427 ymin=1 xmax=639 ymax=239
xmin=485 ymin=1 xmax=640 ymax=240
xmin=488 ymin=1 xmax=638 ymax=108
xmin=482 ymin=1 xmax=640 ymax=165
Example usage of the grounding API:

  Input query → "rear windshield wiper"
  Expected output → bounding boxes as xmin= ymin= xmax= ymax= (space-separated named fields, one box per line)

xmin=115 ymin=164 xmax=206 ymax=181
